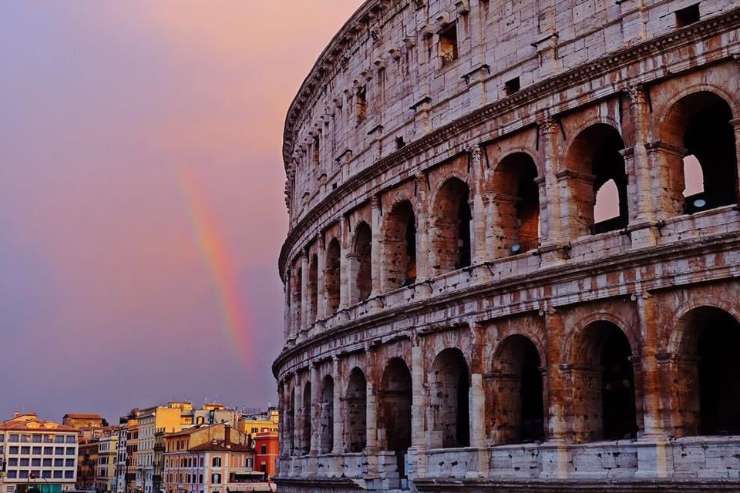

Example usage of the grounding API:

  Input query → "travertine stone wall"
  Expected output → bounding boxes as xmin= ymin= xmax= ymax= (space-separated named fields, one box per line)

xmin=275 ymin=0 xmax=740 ymax=491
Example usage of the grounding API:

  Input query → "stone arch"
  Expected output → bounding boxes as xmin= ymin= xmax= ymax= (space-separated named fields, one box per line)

xmin=324 ymin=237 xmax=341 ymax=316
xmin=381 ymin=200 xmax=417 ymax=291
xmin=669 ymin=306 xmax=740 ymax=437
xmin=301 ymin=381 xmax=312 ymax=455
xmin=352 ymin=221 xmax=372 ymax=303
xmin=564 ymin=122 xmax=628 ymax=236
xmin=345 ymin=367 xmax=367 ymax=453
xmin=378 ymin=357 xmax=412 ymax=477
xmin=490 ymin=334 xmax=545 ymax=444
xmin=307 ymin=253 xmax=319 ymax=324
xmin=430 ymin=177 xmax=472 ymax=275
xmin=658 ymin=89 xmax=737 ymax=215
xmin=568 ymin=319 xmax=638 ymax=442
xmin=319 ymin=375 xmax=334 ymax=454
xmin=429 ymin=348 xmax=470 ymax=448
xmin=491 ymin=152 xmax=540 ymax=255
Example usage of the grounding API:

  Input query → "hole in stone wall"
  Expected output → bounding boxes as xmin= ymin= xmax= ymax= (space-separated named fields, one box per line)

xmin=492 ymin=153 xmax=540 ymax=255
xmin=379 ymin=358 xmax=412 ymax=477
xmin=431 ymin=178 xmax=471 ymax=275
xmin=320 ymin=376 xmax=334 ymax=454
xmin=324 ymin=238 xmax=341 ymax=316
xmin=354 ymin=222 xmax=372 ymax=302
xmin=676 ymin=307 xmax=740 ymax=436
xmin=356 ymin=86 xmax=367 ymax=124
xmin=302 ymin=382 xmax=312 ymax=455
xmin=345 ymin=368 xmax=367 ymax=453
xmin=505 ymin=77 xmax=520 ymax=96
xmin=308 ymin=254 xmax=318 ymax=324
xmin=572 ymin=321 xmax=637 ymax=442
xmin=675 ymin=4 xmax=700 ymax=28
xmin=291 ymin=266 xmax=302 ymax=332
xmin=430 ymin=348 xmax=470 ymax=448
xmin=439 ymin=23 xmax=458 ymax=66
xmin=566 ymin=123 xmax=628 ymax=236
xmin=491 ymin=335 xmax=545 ymax=444
xmin=383 ymin=201 xmax=417 ymax=291
xmin=287 ymin=388 xmax=295 ymax=455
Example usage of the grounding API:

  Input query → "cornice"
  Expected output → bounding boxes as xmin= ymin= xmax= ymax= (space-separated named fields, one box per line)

xmin=278 ymin=9 xmax=740 ymax=278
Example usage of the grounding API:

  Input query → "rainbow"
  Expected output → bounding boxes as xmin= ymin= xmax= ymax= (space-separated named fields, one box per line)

xmin=178 ymin=167 xmax=252 ymax=367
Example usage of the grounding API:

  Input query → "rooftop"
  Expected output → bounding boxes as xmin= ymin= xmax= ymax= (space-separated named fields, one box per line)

xmin=1 ymin=413 xmax=78 ymax=432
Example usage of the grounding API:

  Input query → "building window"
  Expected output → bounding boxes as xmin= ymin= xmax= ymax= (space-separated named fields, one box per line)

xmin=54 ymin=436 xmax=65 ymax=444
xmin=42 ymin=458 xmax=52 ymax=467
xmin=55 ymin=447 xmax=64 ymax=455
xmin=7 ymin=471 xmax=17 ymax=479
xmin=9 ymin=446 xmax=18 ymax=454
xmin=42 ymin=471 xmax=51 ymax=479
xmin=211 ymin=473 xmax=221 ymax=484
xmin=8 ymin=459 xmax=18 ymax=466
xmin=355 ymin=86 xmax=367 ymax=124
xmin=66 ymin=447 xmax=75 ymax=455
xmin=21 ymin=447 xmax=30 ymax=455
xmin=19 ymin=471 xmax=28 ymax=479
xmin=260 ymin=445 xmax=266 ymax=455
xmin=439 ymin=23 xmax=458 ymax=65
xmin=19 ymin=459 xmax=29 ymax=467
xmin=505 ymin=77 xmax=520 ymax=96
xmin=675 ymin=4 xmax=700 ymax=27
xmin=245 ymin=458 xmax=252 ymax=469
xmin=31 ymin=459 xmax=40 ymax=467
xmin=211 ymin=457 xmax=221 ymax=468
xmin=65 ymin=459 xmax=74 ymax=467
xmin=32 ymin=435 xmax=41 ymax=443
xmin=9 ymin=434 xmax=19 ymax=442
xmin=54 ymin=459 xmax=63 ymax=467
xmin=64 ymin=470 xmax=74 ymax=479
xmin=32 ymin=446 xmax=41 ymax=455
xmin=43 ymin=446 xmax=53 ymax=455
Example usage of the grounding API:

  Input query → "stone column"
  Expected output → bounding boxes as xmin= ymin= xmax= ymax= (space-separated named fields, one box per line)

xmin=300 ymin=250 xmax=309 ymax=333
xmin=646 ymin=141 xmax=686 ymax=220
xmin=469 ymin=146 xmax=487 ymax=264
xmin=283 ymin=275 xmax=291 ymax=341
xmin=635 ymin=292 xmax=674 ymax=478
xmin=365 ymin=346 xmax=379 ymax=480
xmin=731 ymin=118 xmax=740 ymax=204
xmin=316 ymin=235 xmax=326 ymax=321
xmin=468 ymin=322 xmax=489 ymax=478
xmin=293 ymin=376 xmax=303 ymax=457
xmin=539 ymin=117 xmax=562 ymax=244
xmin=408 ymin=337 xmax=427 ymax=478
xmin=414 ymin=173 xmax=430 ymax=282
xmin=310 ymin=363 xmax=321 ymax=456
xmin=541 ymin=307 xmax=569 ymax=479
xmin=332 ymin=356 xmax=343 ymax=454
xmin=627 ymin=85 xmax=655 ymax=225
xmin=370 ymin=195 xmax=382 ymax=296
xmin=339 ymin=216 xmax=352 ymax=309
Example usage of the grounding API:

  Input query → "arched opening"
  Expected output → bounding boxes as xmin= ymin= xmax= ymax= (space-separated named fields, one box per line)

xmin=429 ymin=348 xmax=470 ymax=448
xmin=320 ymin=376 xmax=334 ymax=454
xmin=674 ymin=307 xmax=740 ymax=436
xmin=287 ymin=388 xmax=295 ymax=455
xmin=571 ymin=321 xmax=638 ymax=442
xmin=301 ymin=382 xmax=312 ymax=455
xmin=662 ymin=92 xmax=737 ymax=214
xmin=325 ymin=238 xmax=341 ymax=316
xmin=565 ymin=124 xmax=628 ymax=236
xmin=492 ymin=153 xmax=540 ymax=255
xmin=491 ymin=335 xmax=545 ymax=444
xmin=345 ymin=368 xmax=367 ymax=453
xmin=379 ymin=358 xmax=412 ymax=478
xmin=307 ymin=254 xmax=318 ymax=324
xmin=291 ymin=266 xmax=302 ymax=333
xmin=594 ymin=179 xmax=621 ymax=224
xmin=382 ymin=201 xmax=416 ymax=290
xmin=431 ymin=178 xmax=472 ymax=274
xmin=353 ymin=222 xmax=372 ymax=303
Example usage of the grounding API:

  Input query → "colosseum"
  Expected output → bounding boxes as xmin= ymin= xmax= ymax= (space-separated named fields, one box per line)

xmin=273 ymin=0 xmax=740 ymax=491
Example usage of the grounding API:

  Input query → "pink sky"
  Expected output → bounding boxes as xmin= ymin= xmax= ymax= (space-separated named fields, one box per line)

xmin=0 ymin=1 xmax=363 ymax=421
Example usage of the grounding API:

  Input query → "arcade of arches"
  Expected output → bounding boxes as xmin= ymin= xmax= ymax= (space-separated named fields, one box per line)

xmin=285 ymin=90 xmax=739 ymax=339
xmin=279 ymin=303 xmax=740 ymax=460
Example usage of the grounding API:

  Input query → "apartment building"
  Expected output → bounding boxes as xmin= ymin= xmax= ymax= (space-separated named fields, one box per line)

xmin=137 ymin=403 xmax=192 ymax=493
xmin=0 ymin=413 xmax=80 ymax=493
xmin=95 ymin=428 xmax=119 ymax=493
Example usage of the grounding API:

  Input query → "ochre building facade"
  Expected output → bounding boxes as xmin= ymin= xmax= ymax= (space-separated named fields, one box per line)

xmin=273 ymin=0 xmax=740 ymax=491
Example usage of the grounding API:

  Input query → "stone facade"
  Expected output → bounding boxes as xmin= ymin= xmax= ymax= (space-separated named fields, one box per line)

xmin=274 ymin=0 xmax=740 ymax=491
